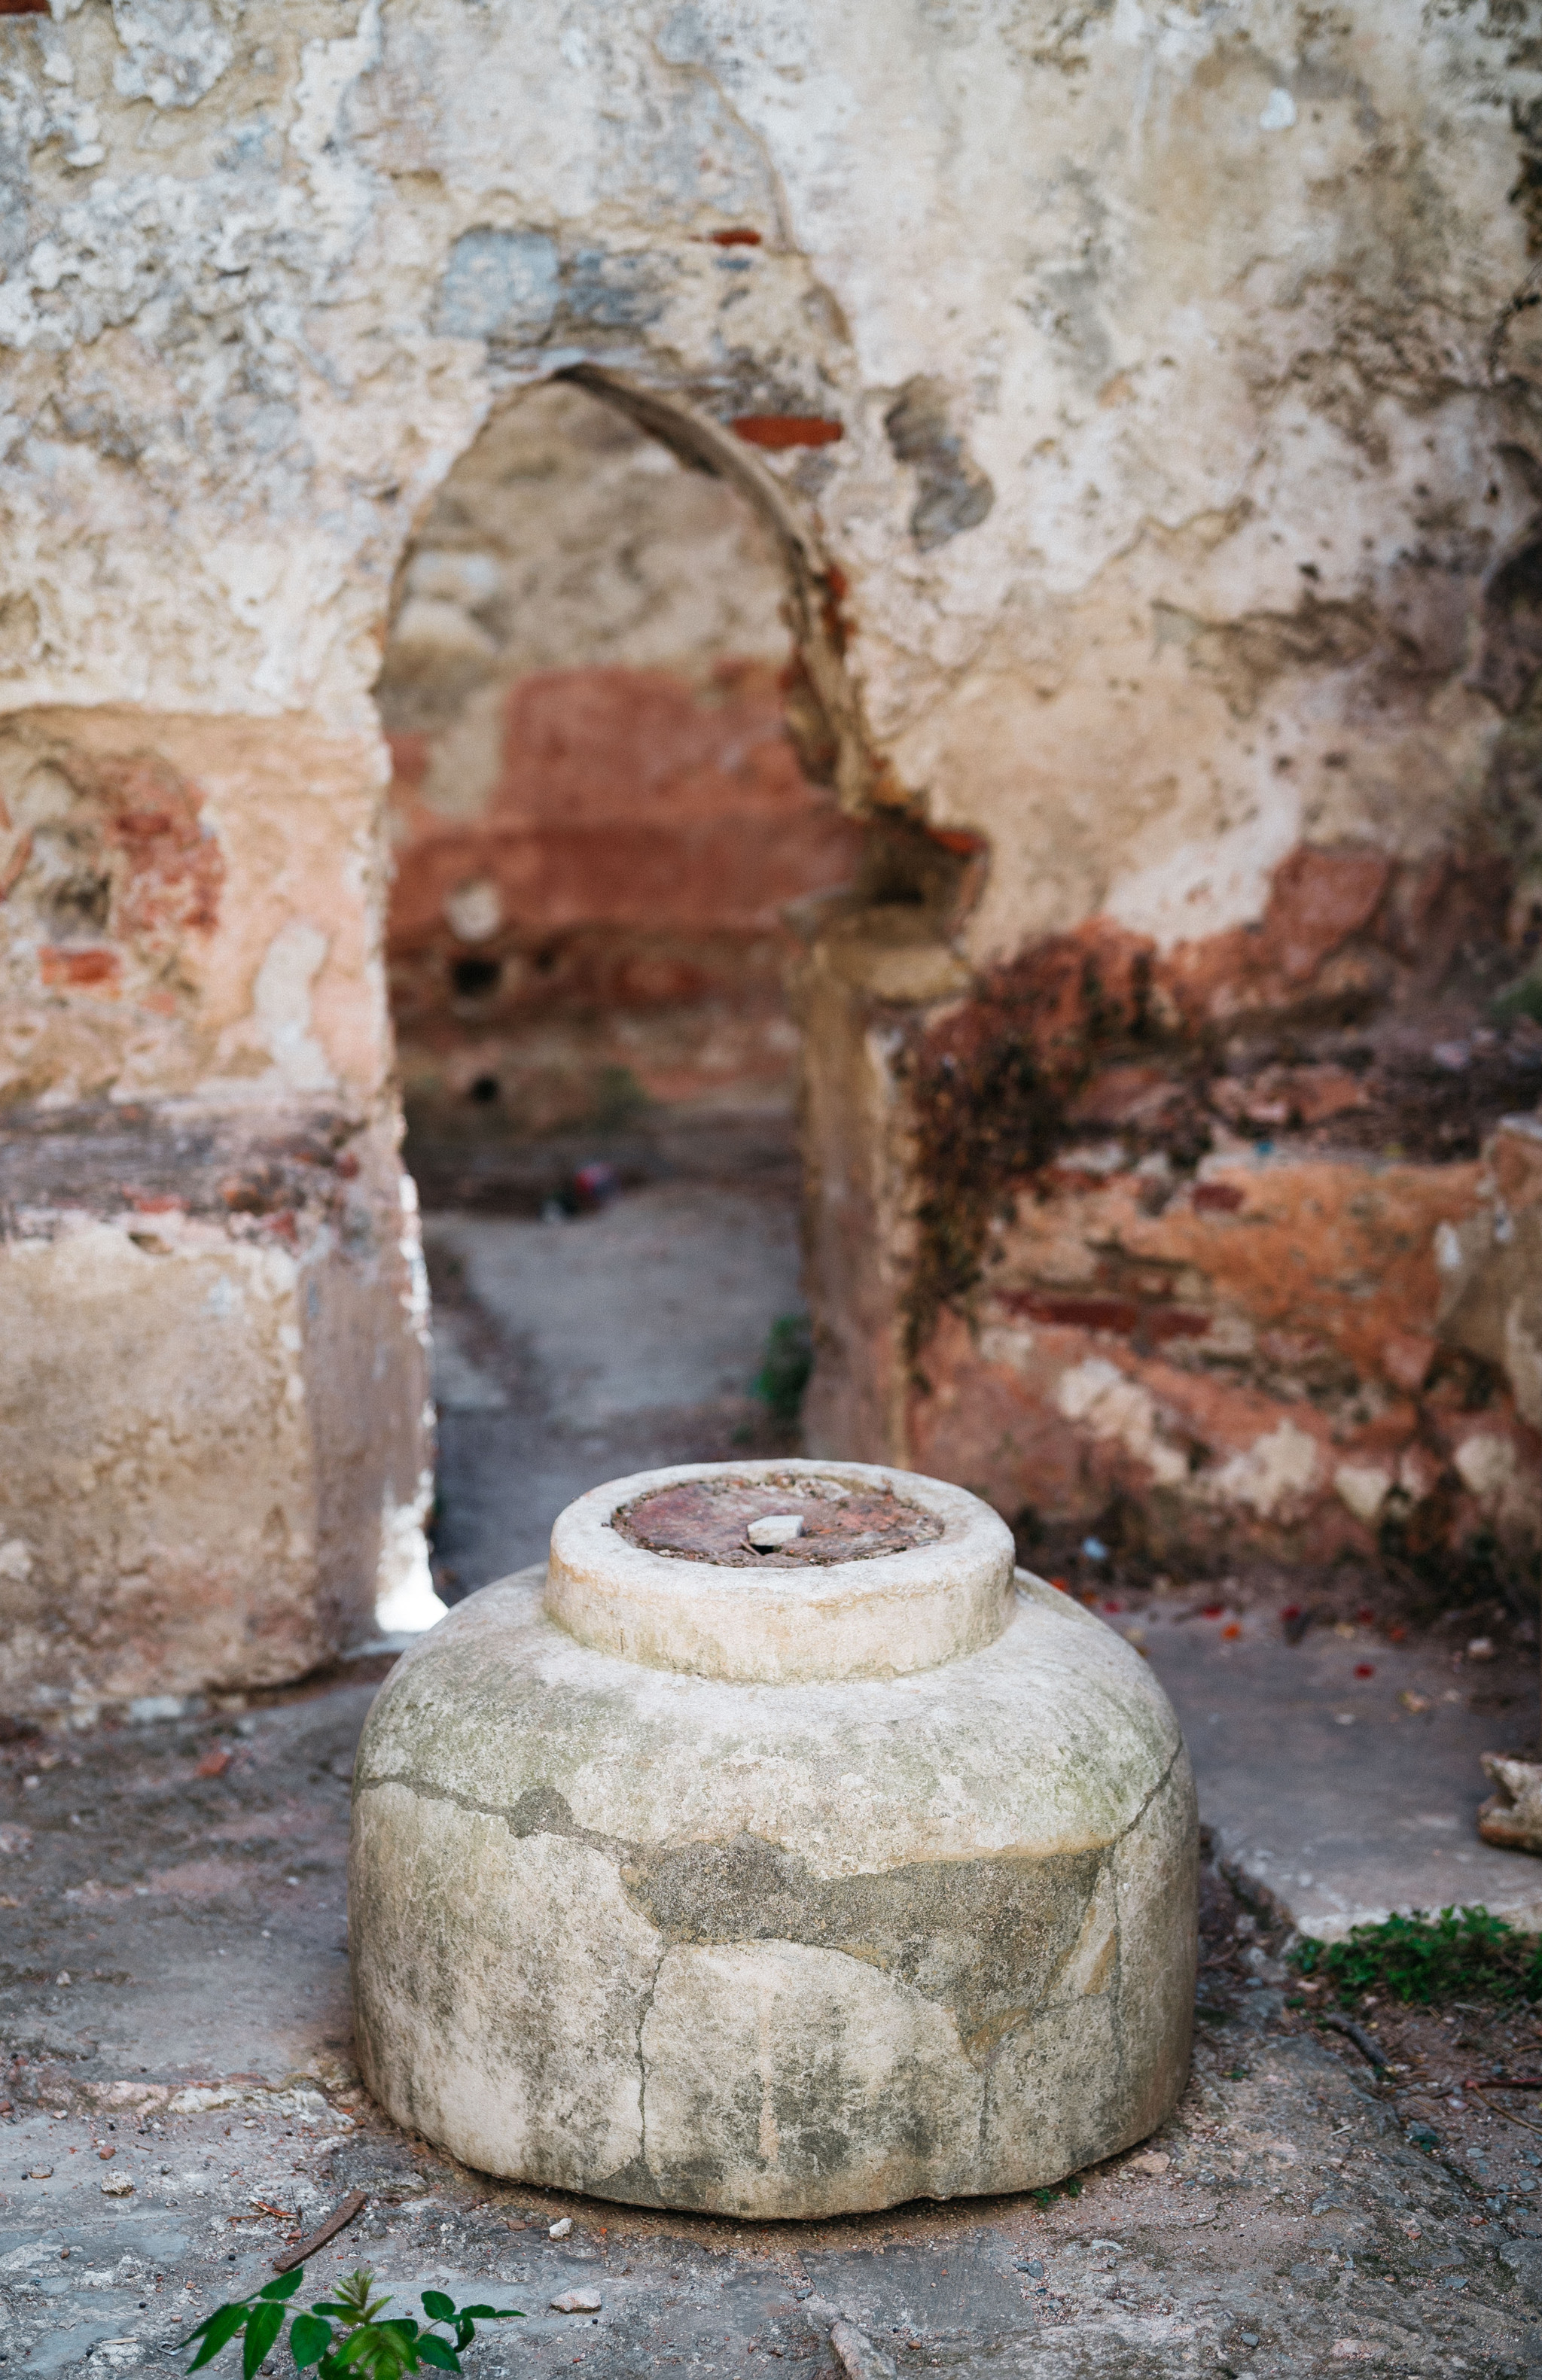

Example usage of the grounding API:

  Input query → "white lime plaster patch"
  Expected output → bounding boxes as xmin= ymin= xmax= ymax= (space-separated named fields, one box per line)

xmin=1102 ymin=790 xmax=1303 ymax=952
xmin=441 ymin=878 xmax=502 ymax=943
xmin=111 ymin=0 xmax=233 ymax=112
xmin=979 ymin=1324 xmax=1036 ymax=1372
xmin=1454 ymin=1434 xmax=1519 ymax=1502
xmin=1205 ymin=1422 xmax=1319 ymax=1517
xmin=253 ymin=921 xmax=334 ymax=1093
xmin=1333 ymin=1464 xmax=1391 ymax=1527
xmin=1504 ymin=1306 xmax=1542 ymax=1436
xmin=1056 ymin=1359 xmax=1187 ymax=1488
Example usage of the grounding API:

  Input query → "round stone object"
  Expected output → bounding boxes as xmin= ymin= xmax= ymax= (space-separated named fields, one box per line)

xmin=349 ymin=1459 xmax=1197 ymax=2220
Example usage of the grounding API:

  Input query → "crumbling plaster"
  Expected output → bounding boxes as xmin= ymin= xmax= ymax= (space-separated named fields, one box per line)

xmin=3 ymin=0 xmax=1540 ymax=1700
xmin=6 ymin=7 xmax=1532 ymax=894
xmin=2 ymin=3 xmax=1535 ymax=962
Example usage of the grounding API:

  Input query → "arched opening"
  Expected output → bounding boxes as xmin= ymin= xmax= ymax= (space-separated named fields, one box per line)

xmin=376 ymin=374 xmax=871 ymax=1593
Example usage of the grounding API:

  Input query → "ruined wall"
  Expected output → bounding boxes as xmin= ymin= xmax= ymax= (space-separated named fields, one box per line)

xmin=380 ymin=380 xmax=864 ymax=1140
xmin=2 ymin=1 xmax=1540 ymax=1712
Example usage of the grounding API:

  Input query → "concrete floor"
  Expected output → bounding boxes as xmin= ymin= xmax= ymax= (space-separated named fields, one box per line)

xmin=422 ymin=1179 xmax=803 ymax=1592
xmin=8 ymin=1168 xmax=1542 ymax=2375
xmin=1123 ymin=1598 xmax=1542 ymax=1942
xmin=5 ymin=1693 xmax=1542 ymax=2378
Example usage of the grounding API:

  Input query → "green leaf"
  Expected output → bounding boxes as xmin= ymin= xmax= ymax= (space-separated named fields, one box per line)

xmin=290 ymin=2317 xmax=334 ymax=2369
xmin=328 ymin=2327 xmax=413 ymax=2377
xmin=187 ymin=2305 xmax=251 ymax=2369
xmin=184 ymin=2303 xmax=253 ymax=2347
xmin=261 ymin=2271 xmax=306 ymax=2304
xmin=243 ymin=2299 xmax=286 ymax=2380
xmin=321 ymin=2333 xmax=376 ymax=2372
xmin=419 ymin=2294 xmax=456 ymax=2322
xmin=358 ymin=2333 xmax=419 ymax=2380
xmin=415 ymin=2339 xmax=460 ymax=2374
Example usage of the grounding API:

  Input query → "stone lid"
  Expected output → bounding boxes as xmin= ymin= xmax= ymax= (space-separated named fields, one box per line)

xmin=545 ymin=1458 xmax=1015 ymax=1684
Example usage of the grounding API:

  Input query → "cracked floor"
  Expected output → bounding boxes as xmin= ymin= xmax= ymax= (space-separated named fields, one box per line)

xmin=5 ymin=1682 xmax=1542 ymax=2379
xmin=8 ymin=1167 xmax=1542 ymax=2376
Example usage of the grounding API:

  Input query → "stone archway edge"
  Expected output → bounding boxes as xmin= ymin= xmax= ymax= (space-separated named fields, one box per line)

xmin=556 ymin=364 xmax=885 ymax=819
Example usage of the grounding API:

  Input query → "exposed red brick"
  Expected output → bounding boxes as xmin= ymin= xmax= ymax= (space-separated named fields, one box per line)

xmin=1269 ymin=845 xmax=1390 ymax=982
xmin=1004 ymin=1292 xmax=1143 ymax=1335
xmin=390 ymin=665 xmax=862 ymax=950
xmin=1001 ymin=1289 xmax=1211 ymax=1342
xmin=710 ymin=227 xmax=762 ymax=246
xmin=386 ymin=732 xmax=430 ymax=797
xmin=94 ymin=753 xmax=223 ymax=941
xmin=40 ymin=947 xmax=120 ymax=992
xmin=730 ymin=415 xmax=844 ymax=449
xmin=387 ymin=662 xmax=865 ymax=1118
xmin=1192 ymin=1182 xmax=1245 ymax=1213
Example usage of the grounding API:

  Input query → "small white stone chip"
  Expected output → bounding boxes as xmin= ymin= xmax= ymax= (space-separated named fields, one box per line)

xmin=550 ymin=2289 xmax=602 ymax=2314
xmin=746 ymin=1514 xmax=803 ymax=1551
xmin=101 ymin=2175 xmax=135 ymax=2196
xmin=547 ymin=2215 xmax=572 ymax=2238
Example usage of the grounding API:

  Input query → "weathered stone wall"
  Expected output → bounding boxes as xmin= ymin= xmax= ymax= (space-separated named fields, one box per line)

xmin=2 ymin=0 xmax=1540 ymax=1707
xmin=380 ymin=381 xmax=864 ymax=1138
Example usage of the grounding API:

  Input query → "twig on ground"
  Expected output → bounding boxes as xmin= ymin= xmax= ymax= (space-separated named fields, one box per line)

xmin=271 ymin=2188 xmax=367 ymax=2273
xmin=1455 ymin=2092 xmax=1542 ymax=2138
xmin=1321 ymin=2013 xmax=1387 ymax=2069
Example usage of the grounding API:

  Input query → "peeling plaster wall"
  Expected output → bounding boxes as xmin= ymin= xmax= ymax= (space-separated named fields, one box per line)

xmin=2 ymin=0 xmax=1540 ymax=1706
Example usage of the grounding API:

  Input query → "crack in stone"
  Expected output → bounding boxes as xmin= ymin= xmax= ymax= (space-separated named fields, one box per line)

xmin=355 ymin=1736 xmax=1184 ymax=2057
xmin=635 ymin=1941 xmax=666 ymax=2178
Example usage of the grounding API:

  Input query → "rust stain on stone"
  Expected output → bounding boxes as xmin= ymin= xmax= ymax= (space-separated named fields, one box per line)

xmin=614 ymin=1473 xmax=942 ymax=1567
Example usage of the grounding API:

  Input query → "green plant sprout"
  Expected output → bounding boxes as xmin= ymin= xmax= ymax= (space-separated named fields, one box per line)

xmin=1291 ymin=1905 xmax=1542 ymax=2006
xmin=181 ymin=2265 xmax=523 ymax=2379
xmin=753 ymin=1312 xmax=813 ymax=1426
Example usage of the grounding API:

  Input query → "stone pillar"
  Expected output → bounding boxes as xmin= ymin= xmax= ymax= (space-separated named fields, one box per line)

xmin=0 ymin=711 xmax=434 ymax=1721
xmin=793 ymin=901 xmax=970 ymax=1468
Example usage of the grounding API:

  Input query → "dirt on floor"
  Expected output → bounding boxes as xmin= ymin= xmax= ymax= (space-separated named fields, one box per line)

xmin=4 ymin=1680 xmax=1542 ymax=2379
xmin=8 ymin=1144 xmax=1542 ymax=2375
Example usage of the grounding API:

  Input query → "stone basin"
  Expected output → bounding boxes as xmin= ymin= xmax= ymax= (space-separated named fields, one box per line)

xmin=349 ymin=1459 xmax=1197 ymax=2219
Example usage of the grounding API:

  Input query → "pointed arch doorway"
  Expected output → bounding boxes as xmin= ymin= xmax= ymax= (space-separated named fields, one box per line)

xmin=375 ymin=369 xmax=888 ymax=1596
